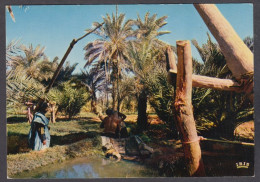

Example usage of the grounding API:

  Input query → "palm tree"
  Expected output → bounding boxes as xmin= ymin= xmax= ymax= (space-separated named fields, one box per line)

xmin=6 ymin=5 xmax=29 ymax=22
xmin=42 ymin=60 xmax=78 ymax=87
xmin=128 ymin=39 xmax=168 ymax=131
xmin=6 ymin=66 xmax=46 ymax=115
xmin=48 ymin=80 xmax=89 ymax=119
xmin=77 ymin=65 xmax=106 ymax=114
xmin=128 ymin=12 xmax=170 ymax=132
xmin=6 ymin=42 xmax=58 ymax=116
xmin=117 ymin=72 xmax=136 ymax=111
xmin=84 ymin=13 xmax=135 ymax=110
xmin=134 ymin=12 xmax=170 ymax=44
xmin=7 ymin=44 xmax=58 ymax=83
xmin=6 ymin=43 xmax=48 ymax=115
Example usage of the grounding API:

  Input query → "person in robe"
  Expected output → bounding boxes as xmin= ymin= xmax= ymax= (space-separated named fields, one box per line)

xmin=28 ymin=102 xmax=51 ymax=151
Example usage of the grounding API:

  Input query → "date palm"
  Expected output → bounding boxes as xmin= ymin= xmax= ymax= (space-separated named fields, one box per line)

xmin=134 ymin=12 xmax=170 ymax=44
xmin=129 ymin=12 xmax=170 ymax=132
xmin=6 ymin=42 xmax=58 ymax=115
xmin=128 ymin=39 xmax=168 ymax=132
xmin=77 ymin=65 xmax=106 ymax=114
xmin=117 ymin=72 xmax=136 ymax=111
xmin=84 ymin=13 xmax=135 ymax=110
xmin=8 ymin=43 xmax=58 ymax=83
xmin=6 ymin=5 xmax=29 ymax=22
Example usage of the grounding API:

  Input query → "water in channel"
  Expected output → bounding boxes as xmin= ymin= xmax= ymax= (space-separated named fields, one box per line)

xmin=13 ymin=156 xmax=159 ymax=178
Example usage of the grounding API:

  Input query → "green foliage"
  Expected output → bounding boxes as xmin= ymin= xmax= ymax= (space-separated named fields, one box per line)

xmin=146 ymin=69 xmax=175 ymax=130
xmin=243 ymin=36 xmax=253 ymax=52
xmin=48 ymin=81 xmax=89 ymax=118
xmin=6 ymin=42 xmax=58 ymax=115
xmin=191 ymin=34 xmax=254 ymax=138
xmin=77 ymin=65 xmax=106 ymax=113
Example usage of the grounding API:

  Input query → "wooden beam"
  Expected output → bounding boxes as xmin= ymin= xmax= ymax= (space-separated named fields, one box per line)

xmin=168 ymin=70 xmax=241 ymax=92
xmin=166 ymin=46 xmax=242 ymax=92
xmin=175 ymin=40 xmax=205 ymax=176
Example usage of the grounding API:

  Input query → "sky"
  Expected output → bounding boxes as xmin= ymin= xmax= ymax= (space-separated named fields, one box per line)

xmin=6 ymin=4 xmax=253 ymax=73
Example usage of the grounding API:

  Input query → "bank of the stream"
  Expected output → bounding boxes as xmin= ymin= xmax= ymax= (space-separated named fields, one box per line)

xmin=7 ymin=114 xmax=254 ymax=177
xmin=8 ymin=137 xmax=103 ymax=177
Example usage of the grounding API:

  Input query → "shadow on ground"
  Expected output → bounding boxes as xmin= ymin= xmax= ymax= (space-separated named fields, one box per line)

xmin=8 ymin=131 xmax=100 ymax=155
xmin=7 ymin=116 xmax=28 ymax=124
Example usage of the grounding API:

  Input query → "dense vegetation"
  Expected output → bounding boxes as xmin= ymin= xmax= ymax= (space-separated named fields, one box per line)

xmin=6 ymin=11 xmax=253 ymax=141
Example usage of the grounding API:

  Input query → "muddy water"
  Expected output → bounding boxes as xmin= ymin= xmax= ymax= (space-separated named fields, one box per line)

xmin=13 ymin=156 xmax=159 ymax=178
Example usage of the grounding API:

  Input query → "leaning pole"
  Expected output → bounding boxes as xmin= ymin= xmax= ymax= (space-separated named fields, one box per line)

xmin=194 ymin=4 xmax=254 ymax=103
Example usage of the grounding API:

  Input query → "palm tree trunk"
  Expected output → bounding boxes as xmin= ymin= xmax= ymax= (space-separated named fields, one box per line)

xmin=137 ymin=89 xmax=148 ymax=132
xmin=112 ymin=79 xmax=116 ymax=111
xmin=91 ymin=96 xmax=97 ymax=114
xmin=194 ymin=4 xmax=253 ymax=102
xmin=175 ymin=41 xmax=205 ymax=176
xmin=112 ymin=61 xmax=118 ymax=111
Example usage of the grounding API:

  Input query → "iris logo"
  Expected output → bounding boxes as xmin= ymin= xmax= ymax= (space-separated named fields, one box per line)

xmin=236 ymin=162 xmax=250 ymax=169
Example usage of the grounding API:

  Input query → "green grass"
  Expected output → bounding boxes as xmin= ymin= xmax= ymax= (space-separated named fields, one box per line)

xmin=7 ymin=113 xmax=104 ymax=177
xmin=7 ymin=114 xmax=102 ymax=154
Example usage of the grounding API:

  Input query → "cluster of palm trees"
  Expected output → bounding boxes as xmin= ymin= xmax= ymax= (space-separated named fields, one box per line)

xmin=6 ymin=42 xmax=87 ymax=118
xmin=6 ymin=7 xmax=253 ymax=137
xmin=83 ymin=11 xmax=170 ymax=131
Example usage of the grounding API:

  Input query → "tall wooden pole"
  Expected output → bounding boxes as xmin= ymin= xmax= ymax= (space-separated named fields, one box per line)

xmin=194 ymin=4 xmax=253 ymax=103
xmin=175 ymin=40 xmax=205 ymax=176
xmin=45 ymin=22 xmax=104 ymax=94
xmin=34 ymin=23 xmax=104 ymax=112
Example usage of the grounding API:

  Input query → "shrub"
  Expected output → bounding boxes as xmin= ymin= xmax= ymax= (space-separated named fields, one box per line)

xmin=48 ymin=81 xmax=89 ymax=118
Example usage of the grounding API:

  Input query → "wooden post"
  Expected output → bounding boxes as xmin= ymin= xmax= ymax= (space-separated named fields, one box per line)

xmin=194 ymin=4 xmax=253 ymax=103
xmin=49 ymin=101 xmax=57 ymax=123
xmin=166 ymin=46 xmax=177 ymax=72
xmin=175 ymin=40 xmax=205 ymax=176
xmin=25 ymin=101 xmax=34 ymax=123
xmin=166 ymin=46 xmax=177 ymax=87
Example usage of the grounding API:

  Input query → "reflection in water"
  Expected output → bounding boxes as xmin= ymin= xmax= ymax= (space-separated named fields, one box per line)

xmin=13 ymin=156 xmax=159 ymax=178
xmin=53 ymin=164 xmax=99 ymax=178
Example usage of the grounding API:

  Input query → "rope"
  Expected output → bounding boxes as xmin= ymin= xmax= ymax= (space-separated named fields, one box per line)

xmin=181 ymin=136 xmax=203 ymax=144
xmin=239 ymin=71 xmax=254 ymax=94
xmin=181 ymin=136 xmax=254 ymax=146
xmin=202 ymin=137 xmax=254 ymax=146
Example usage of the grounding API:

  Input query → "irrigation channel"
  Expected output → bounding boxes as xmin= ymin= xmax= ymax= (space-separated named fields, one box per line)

xmin=11 ymin=139 xmax=254 ymax=178
xmin=12 ymin=156 xmax=159 ymax=178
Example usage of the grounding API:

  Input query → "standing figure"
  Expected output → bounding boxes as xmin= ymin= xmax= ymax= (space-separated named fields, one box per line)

xmin=28 ymin=102 xmax=51 ymax=151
